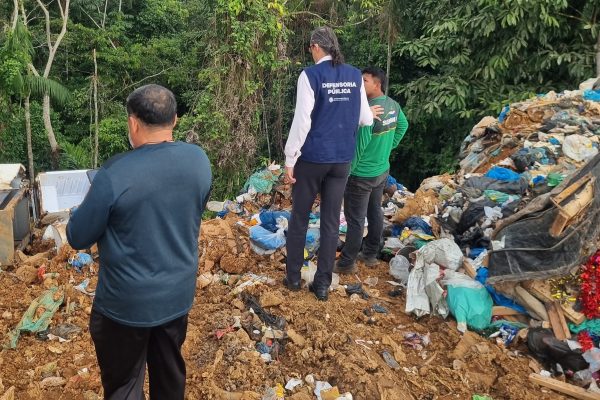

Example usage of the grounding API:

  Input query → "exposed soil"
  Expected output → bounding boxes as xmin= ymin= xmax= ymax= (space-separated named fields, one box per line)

xmin=0 ymin=219 xmax=567 ymax=399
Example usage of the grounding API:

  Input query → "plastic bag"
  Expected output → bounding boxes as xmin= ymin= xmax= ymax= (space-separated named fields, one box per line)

xmin=484 ymin=166 xmax=521 ymax=182
xmin=406 ymin=263 xmax=448 ymax=318
xmin=250 ymin=217 xmax=287 ymax=251
xmin=242 ymin=166 xmax=282 ymax=194
xmin=6 ymin=287 xmax=64 ymax=349
xmin=259 ymin=211 xmax=291 ymax=232
xmin=417 ymin=238 xmax=463 ymax=271
xmin=389 ymin=255 xmax=410 ymax=284
xmin=443 ymin=270 xmax=492 ymax=331
xmin=583 ymin=89 xmax=600 ymax=101
xmin=562 ymin=134 xmax=598 ymax=162
xmin=583 ymin=348 xmax=600 ymax=373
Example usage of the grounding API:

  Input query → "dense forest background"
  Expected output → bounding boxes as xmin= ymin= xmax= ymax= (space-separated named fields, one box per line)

xmin=0 ymin=0 xmax=599 ymax=197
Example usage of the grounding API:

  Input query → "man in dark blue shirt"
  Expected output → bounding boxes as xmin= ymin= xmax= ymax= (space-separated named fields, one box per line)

xmin=67 ymin=84 xmax=211 ymax=399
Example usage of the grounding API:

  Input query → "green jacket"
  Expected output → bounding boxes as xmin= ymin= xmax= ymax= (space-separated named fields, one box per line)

xmin=350 ymin=95 xmax=409 ymax=177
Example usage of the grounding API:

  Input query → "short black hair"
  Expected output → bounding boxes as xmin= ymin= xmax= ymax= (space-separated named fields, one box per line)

xmin=126 ymin=84 xmax=177 ymax=126
xmin=362 ymin=66 xmax=387 ymax=93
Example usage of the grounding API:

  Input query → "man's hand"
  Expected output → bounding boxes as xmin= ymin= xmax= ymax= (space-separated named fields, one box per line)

xmin=285 ymin=166 xmax=296 ymax=184
xmin=371 ymin=105 xmax=384 ymax=121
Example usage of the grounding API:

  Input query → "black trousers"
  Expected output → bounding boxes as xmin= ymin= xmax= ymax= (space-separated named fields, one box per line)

xmin=90 ymin=309 xmax=188 ymax=400
xmin=286 ymin=159 xmax=350 ymax=289
xmin=339 ymin=171 xmax=387 ymax=267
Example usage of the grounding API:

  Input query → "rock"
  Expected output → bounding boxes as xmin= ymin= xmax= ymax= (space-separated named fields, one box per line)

xmin=83 ymin=391 xmax=101 ymax=400
xmin=16 ymin=265 xmax=38 ymax=284
xmin=382 ymin=335 xmax=407 ymax=363
xmin=40 ymin=376 xmax=66 ymax=388
xmin=452 ymin=359 xmax=465 ymax=370
xmin=475 ymin=343 xmax=490 ymax=354
xmin=287 ymin=329 xmax=306 ymax=347
xmin=289 ymin=393 xmax=312 ymax=400
xmin=260 ymin=291 xmax=284 ymax=308
xmin=234 ymin=328 xmax=253 ymax=346
xmin=197 ymin=272 xmax=213 ymax=289
xmin=1 ymin=311 xmax=11 ymax=320
xmin=451 ymin=331 xmax=481 ymax=359
xmin=466 ymin=371 xmax=497 ymax=388
xmin=0 ymin=387 xmax=15 ymax=400
xmin=232 ymin=299 xmax=245 ymax=311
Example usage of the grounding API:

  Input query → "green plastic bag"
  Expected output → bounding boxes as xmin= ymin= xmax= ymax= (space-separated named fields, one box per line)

xmin=5 ymin=287 xmax=64 ymax=349
xmin=483 ymin=189 xmax=520 ymax=204
xmin=473 ymin=396 xmax=493 ymax=400
xmin=242 ymin=167 xmax=282 ymax=194
xmin=547 ymin=172 xmax=564 ymax=187
xmin=446 ymin=280 xmax=492 ymax=331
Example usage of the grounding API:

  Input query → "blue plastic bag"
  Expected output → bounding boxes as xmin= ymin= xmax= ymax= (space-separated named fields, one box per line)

xmin=498 ymin=105 xmax=510 ymax=123
xmin=397 ymin=216 xmax=433 ymax=236
xmin=583 ymin=89 xmax=600 ymax=102
xmin=259 ymin=211 xmax=291 ymax=233
xmin=305 ymin=228 xmax=320 ymax=257
xmin=476 ymin=267 xmax=527 ymax=313
xmin=69 ymin=253 xmax=93 ymax=272
xmin=484 ymin=166 xmax=521 ymax=182
xmin=250 ymin=225 xmax=286 ymax=251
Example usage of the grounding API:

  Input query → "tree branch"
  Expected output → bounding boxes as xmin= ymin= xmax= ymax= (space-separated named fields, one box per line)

xmin=36 ymin=0 xmax=52 ymax=53
xmin=43 ymin=0 xmax=70 ymax=78
xmin=109 ymin=68 xmax=173 ymax=101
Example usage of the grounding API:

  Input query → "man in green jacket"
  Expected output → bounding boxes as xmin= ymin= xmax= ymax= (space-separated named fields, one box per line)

xmin=335 ymin=66 xmax=409 ymax=273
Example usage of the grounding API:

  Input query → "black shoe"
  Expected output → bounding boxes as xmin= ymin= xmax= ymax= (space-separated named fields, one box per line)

xmin=357 ymin=252 xmax=381 ymax=268
xmin=308 ymin=283 xmax=328 ymax=301
xmin=283 ymin=277 xmax=301 ymax=292
xmin=333 ymin=260 xmax=357 ymax=275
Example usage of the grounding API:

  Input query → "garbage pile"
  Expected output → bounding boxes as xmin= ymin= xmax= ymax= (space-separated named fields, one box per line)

xmin=381 ymin=80 xmax=600 ymax=397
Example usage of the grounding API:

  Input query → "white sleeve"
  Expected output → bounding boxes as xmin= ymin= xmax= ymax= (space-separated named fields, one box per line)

xmin=284 ymin=71 xmax=315 ymax=168
xmin=358 ymin=80 xmax=374 ymax=127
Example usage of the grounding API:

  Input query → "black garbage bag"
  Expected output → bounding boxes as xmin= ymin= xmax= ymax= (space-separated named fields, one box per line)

xmin=456 ymin=227 xmax=491 ymax=250
xmin=463 ymin=176 xmax=528 ymax=195
xmin=527 ymin=328 xmax=589 ymax=372
xmin=241 ymin=292 xmax=286 ymax=330
xmin=345 ymin=283 xmax=370 ymax=299
xmin=456 ymin=200 xmax=497 ymax=234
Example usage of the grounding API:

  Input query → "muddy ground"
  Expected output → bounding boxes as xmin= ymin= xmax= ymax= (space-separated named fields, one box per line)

xmin=0 ymin=218 xmax=568 ymax=399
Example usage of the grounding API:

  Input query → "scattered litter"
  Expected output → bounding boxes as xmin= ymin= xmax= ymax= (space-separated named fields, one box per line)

xmin=285 ymin=378 xmax=303 ymax=391
xmin=5 ymin=287 xmax=64 ymax=349
xmin=68 ymin=253 xmax=93 ymax=272
xmin=73 ymin=279 xmax=95 ymax=296
xmin=382 ymin=350 xmax=400 ymax=369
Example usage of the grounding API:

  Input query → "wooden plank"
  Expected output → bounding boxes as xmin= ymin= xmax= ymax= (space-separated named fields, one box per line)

xmin=545 ymin=302 xmax=570 ymax=340
xmin=462 ymin=259 xmax=477 ymax=279
xmin=553 ymin=300 xmax=571 ymax=340
xmin=515 ymin=285 xmax=549 ymax=321
xmin=523 ymin=280 xmax=585 ymax=325
xmin=492 ymin=306 xmax=524 ymax=316
xmin=529 ymin=374 xmax=600 ymax=400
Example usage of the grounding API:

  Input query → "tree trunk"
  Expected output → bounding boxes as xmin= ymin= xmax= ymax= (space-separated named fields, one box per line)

xmin=25 ymin=95 xmax=35 ymax=182
xmin=93 ymin=48 xmax=99 ymax=168
xmin=596 ymin=33 xmax=600 ymax=77
xmin=42 ymin=94 xmax=59 ymax=166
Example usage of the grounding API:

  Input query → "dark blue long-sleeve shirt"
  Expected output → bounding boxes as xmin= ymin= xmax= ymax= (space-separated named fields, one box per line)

xmin=67 ymin=142 xmax=212 ymax=327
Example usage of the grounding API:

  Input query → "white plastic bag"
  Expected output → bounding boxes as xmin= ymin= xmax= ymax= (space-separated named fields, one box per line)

xmin=389 ymin=255 xmax=410 ymax=284
xmin=417 ymin=238 xmax=463 ymax=271
xmin=563 ymin=134 xmax=598 ymax=162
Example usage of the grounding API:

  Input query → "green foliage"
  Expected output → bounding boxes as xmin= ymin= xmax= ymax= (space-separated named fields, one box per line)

xmin=2 ymin=0 xmax=600 ymax=195
xmin=0 ymin=101 xmax=59 ymax=171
